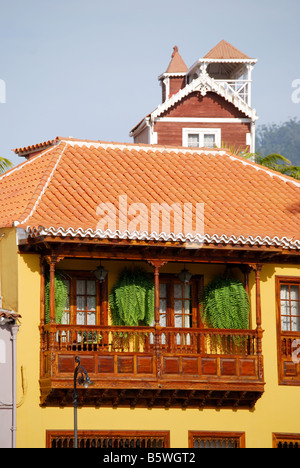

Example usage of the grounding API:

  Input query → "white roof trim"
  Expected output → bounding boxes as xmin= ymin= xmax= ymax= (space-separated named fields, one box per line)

xmin=0 ymin=142 xmax=63 ymax=183
xmin=25 ymin=226 xmax=300 ymax=251
xmin=158 ymin=72 xmax=187 ymax=80
xmin=198 ymin=58 xmax=257 ymax=63
xmin=150 ymin=73 xmax=257 ymax=121
xmin=187 ymin=58 xmax=257 ymax=75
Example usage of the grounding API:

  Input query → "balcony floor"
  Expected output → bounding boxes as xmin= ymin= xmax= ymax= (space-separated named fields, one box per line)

xmin=40 ymin=385 xmax=264 ymax=409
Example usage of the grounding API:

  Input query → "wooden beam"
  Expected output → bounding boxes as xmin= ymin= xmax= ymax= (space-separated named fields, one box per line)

xmin=49 ymin=260 xmax=56 ymax=324
xmin=249 ymin=264 xmax=263 ymax=331
xmin=147 ymin=259 xmax=168 ymax=325
xmin=21 ymin=234 xmax=294 ymax=254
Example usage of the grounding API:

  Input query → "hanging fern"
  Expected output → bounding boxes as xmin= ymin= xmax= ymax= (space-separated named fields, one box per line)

xmin=45 ymin=271 xmax=68 ymax=324
xmin=109 ymin=267 xmax=155 ymax=326
xmin=200 ymin=277 xmax=250 ymax=330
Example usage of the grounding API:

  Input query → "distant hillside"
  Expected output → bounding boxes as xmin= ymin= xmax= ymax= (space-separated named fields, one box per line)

xmin=256 ymin=118 xmax=300 ymax=165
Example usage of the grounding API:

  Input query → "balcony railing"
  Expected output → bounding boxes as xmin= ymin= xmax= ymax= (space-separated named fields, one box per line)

xmin=40 ymin=324 xmax=264 ymax=409
xmin=215 ymin=79 xmax=251 ymax=105
xmin=278 ymin=331 xmax=300 ymax=385
xmin=41 ymin=324 xmax=260 ymax=357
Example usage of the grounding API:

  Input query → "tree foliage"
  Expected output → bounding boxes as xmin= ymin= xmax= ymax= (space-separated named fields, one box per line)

xmin=242 ymin=152 xmax=300 ymax=180
xmin=256 ymin=118 xmax=300 ymax=166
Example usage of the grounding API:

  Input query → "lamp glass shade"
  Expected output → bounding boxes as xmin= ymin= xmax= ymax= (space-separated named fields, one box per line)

xmin=94 ymin=265 xmax=108 ymax=282
xmin=178 ymin=268 xmax=192 ymax=284
xmin=84 ymin=377 xmax=94 ymax=388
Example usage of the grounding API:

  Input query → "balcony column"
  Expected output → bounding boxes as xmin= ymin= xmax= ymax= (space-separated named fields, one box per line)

xmin=40 ymin=259 xmax=45 ymax=326
xmin=249 ymin=264 xmax=264 ymax=379
xmin=45 ymin=255 xmax=65 ymax=325
xmin=240 ymin=265 xmax=252 ymax=328
xmin=49 ymin=260 xmax=56 ymax=324
xmin=147 ymin=259 xmax=168 ymax=325
xmin=147 ymin=259 xmax=168 ymax=378
xmin=250 ymin=264 xmax=263 ymax=332
xmin=44 ymin=255 xmax=64 ymax=381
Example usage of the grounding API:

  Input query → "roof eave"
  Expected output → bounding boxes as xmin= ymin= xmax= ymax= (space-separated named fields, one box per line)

xmin=187 ymin=58 xmax=257 ymax=76
xmin=129 ymin=116 xmax=151 ymax=137
xmin=158 ymin=72 xmax=187 ymax=80
xmin=13 ymin=137 xmax=60 ymax=158
xmin=24 ymin=226 xmax=300 ymax=252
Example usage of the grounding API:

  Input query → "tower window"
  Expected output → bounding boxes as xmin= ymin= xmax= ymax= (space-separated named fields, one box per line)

xmin=183 ymin=128 xmax=221 ymax=148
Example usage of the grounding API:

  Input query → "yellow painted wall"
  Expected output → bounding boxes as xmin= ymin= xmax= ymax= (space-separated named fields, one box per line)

xmin=2 ymin=233 xmax=299 ymax=448
xmin=0 ymin=228 xmax=18 ymax=311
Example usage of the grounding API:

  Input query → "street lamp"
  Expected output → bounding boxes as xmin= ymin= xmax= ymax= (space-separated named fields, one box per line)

xmin=73 ymin=356 xmax=93 ymax=448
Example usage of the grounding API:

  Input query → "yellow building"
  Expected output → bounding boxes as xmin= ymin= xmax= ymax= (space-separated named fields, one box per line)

xmin=0 ymin=137 xmax=300 ymax=449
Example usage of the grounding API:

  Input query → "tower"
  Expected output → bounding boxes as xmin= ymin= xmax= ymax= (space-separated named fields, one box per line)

xmin=130 ymin=40 xmax=258 ymax=153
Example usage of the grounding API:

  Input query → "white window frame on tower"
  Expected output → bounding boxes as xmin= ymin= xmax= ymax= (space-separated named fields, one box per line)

xmin=182 ymin=128 xmax=221 ymax=149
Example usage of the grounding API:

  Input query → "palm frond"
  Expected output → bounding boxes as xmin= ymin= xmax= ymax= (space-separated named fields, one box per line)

xmin=257 ymin=153 xmax=291 ymax=168
xmin=279 ymin=165 xmax=300 ymax=180
xmin=0 ymin=156 xmax=13 ymax=174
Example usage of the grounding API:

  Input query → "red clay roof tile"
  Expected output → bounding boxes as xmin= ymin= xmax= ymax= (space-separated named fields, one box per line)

xmin=0 ymin=138 xmax=299 ymax=249
xmin=204 ymin=40 xmax=251 ymax=60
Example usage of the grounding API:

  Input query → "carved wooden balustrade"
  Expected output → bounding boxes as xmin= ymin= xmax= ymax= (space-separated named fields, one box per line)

xmin=278 ymin=331 xmax=300 ymax=385
xmin=40 ymin=323 xmax=264 ymax=408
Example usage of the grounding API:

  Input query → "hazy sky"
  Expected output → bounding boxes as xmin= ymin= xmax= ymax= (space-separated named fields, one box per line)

xmin=0 ymin=0 xmax=299 ymax=165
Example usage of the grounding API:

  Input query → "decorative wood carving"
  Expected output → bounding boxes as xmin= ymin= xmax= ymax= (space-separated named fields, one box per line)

xmin=146 ymin=259 xmax=168 ymax=269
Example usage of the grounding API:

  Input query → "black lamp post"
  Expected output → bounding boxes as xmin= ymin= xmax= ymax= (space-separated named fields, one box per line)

xmin=73 ymin=356 xmax=93 ymax=448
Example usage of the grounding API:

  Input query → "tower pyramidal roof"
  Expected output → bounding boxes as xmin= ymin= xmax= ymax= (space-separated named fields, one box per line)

xmin=165 ymin=46 xmax=188 ymax=73
xmin=204 ymin=39 xmax=251 ymax=60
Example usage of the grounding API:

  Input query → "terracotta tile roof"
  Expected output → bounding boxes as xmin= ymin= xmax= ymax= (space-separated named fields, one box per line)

xmin=1 ymin=138 xmax=300 ymax=249
xmin=204 ymin=40 xmax=251 ymax=60
xmin=0 ymin=143 xmax=63 ymax=227
xmin=165 ymin=46 xmax=188 ymax=73
xmin=13 ymin=137 xmax=60 ymax=156
xmin=0 ymin=309 xmax=21 ymax=322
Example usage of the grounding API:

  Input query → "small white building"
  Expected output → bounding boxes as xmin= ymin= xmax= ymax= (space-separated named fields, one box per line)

xmin=0 ymin=310 xmax=20 ymax=449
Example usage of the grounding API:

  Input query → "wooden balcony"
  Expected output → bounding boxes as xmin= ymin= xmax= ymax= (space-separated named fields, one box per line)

xmin=278 ymin=332 xmax=300 ymax=385
xmin=40 ymin=324 xmax=264 ymax=409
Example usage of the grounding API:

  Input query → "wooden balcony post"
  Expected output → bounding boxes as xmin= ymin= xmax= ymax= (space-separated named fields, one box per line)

xmin=248 ymin=264 xmax=263 ymax=329
xmin=44 ymin=255 xmax=65 ymax=325
xmin=147 ymin=259 xmax=168 ymax=325
xmin=49 ymin=260 xmax=56 ymax=324
xmin=249 ymin=264 xmax=263 ymax=362
xmin=154 ymin=264 xmax=160 ymax=326
xmin=240 ymin=265 xmax=252 ymax=329
xmin=40 ymin=259 xmax=46 ymax=326
xmin=254 ymin=264 xmax=263 ymax=331
xmin=147 ymin=259 xmax=168 ymax=378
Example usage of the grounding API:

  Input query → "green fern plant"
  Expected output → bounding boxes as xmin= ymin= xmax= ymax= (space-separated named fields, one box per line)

xmin=109 ymin=267 xmax=154 ymax=326
xmin=45 ymin=271 xmax=68 ymax=324
xmin=200 ymin=277 xmax=250 ymax=330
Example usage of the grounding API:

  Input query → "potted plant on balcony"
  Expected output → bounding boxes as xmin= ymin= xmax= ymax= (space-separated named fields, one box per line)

xmin=45 ymin=271 xmax=68 ymax=324
xmin=200 ymin=276 xmax=250 ymax=354
xmin=109 ymin=267 xmax=154 ymax=327
xmin=200 ymin=276 xmax=249 ymax=330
